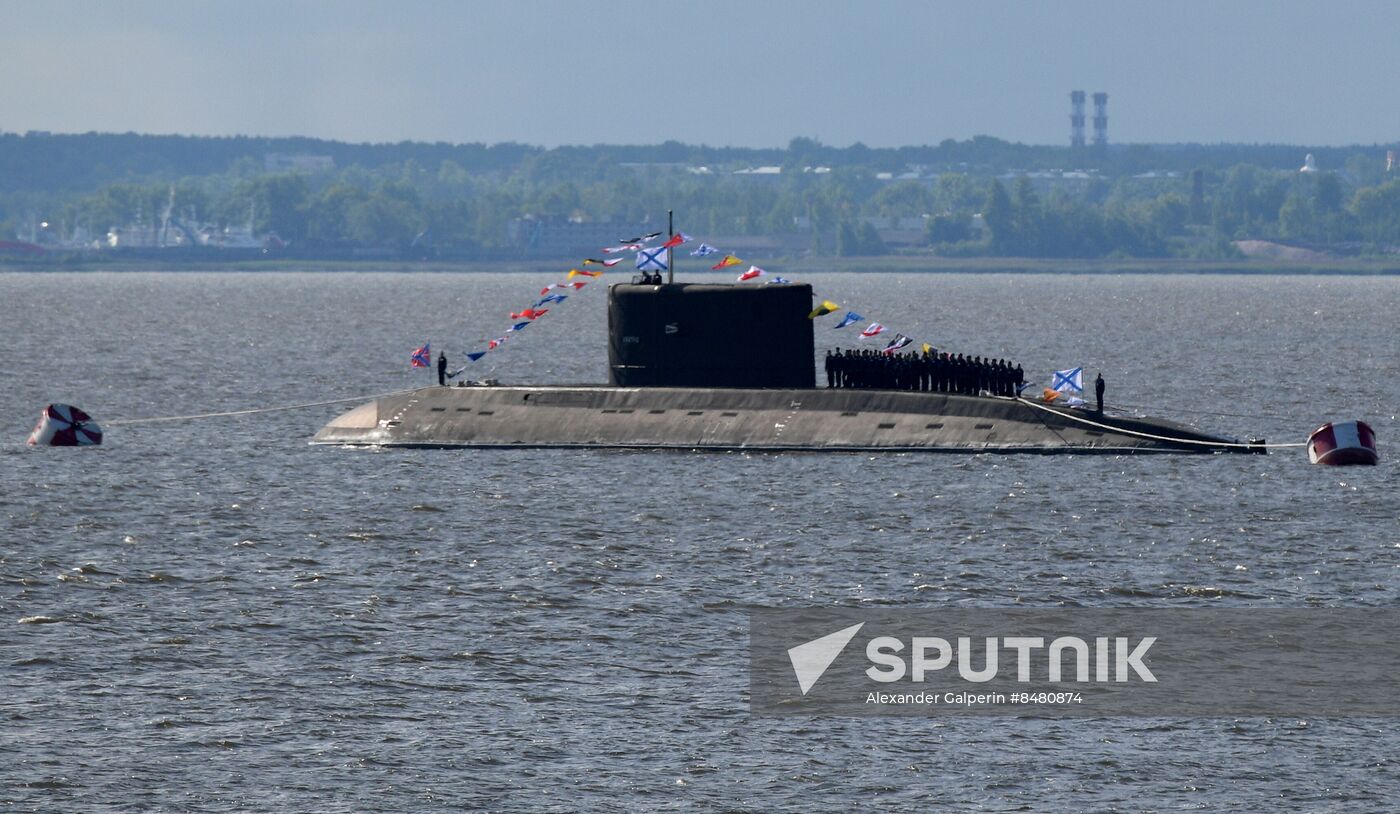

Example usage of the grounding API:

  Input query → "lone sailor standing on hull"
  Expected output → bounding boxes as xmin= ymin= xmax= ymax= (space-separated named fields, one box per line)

xmin=438 ymin=351 xmax=448 ymax=386
xmin=1095 ymin=372 xmax=1106 ymax=413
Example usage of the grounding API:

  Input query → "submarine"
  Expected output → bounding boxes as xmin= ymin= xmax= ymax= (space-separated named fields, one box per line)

xmin=313 ymin=280 xmax=1254 ymax=453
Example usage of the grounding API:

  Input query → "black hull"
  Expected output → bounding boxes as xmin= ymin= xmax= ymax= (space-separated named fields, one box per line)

xmin=312 ymin=385 xmax=1248 ymax=454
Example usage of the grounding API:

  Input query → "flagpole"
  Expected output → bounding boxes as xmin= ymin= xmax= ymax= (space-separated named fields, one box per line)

xmin=667 ymin=209 xmax=674 ymax=285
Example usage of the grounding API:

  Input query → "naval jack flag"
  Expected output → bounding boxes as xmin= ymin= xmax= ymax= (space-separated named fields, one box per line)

xmin=636 ymin=245 xmax=668 ymax=272
xmin=1051 ymin=367 xmax=1084 ymax=394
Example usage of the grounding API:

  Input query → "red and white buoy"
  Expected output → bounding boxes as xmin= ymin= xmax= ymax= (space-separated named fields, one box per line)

xmin=26 ymin=404 xmax=103 ymax=447
xmin=1307 ymin=420 xmax=1377 ymax=466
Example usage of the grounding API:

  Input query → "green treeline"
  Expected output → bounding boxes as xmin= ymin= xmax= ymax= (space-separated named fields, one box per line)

xmin=3 ymin=132 xmax=1399 ymax=258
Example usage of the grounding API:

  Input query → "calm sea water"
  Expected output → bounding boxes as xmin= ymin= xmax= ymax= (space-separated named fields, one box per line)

xmin=2 ymin=270 xmax=1398 ymax=812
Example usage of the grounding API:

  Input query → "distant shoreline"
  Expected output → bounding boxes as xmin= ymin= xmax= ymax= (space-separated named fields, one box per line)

xmin=2 ymin=256 xmax=1399 ymax=276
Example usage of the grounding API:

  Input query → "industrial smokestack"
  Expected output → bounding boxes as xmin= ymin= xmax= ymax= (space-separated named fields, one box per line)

xmin=1070 ymin=91 xmax=1086 ymax=149
xmin=1092 ymin=92 xmax=1108 ymax=149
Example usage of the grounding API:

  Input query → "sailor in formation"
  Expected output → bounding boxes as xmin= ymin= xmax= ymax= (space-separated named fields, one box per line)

xmin=826 ymin=348 xmax=1024 ymax=396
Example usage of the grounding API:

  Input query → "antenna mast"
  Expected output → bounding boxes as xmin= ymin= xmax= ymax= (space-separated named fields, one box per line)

xmin=666 ymin=209 xmax=674 ymax=285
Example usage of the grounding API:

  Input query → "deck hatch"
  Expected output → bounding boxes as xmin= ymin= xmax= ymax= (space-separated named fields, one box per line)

xmin=974 ymin=422 xmax=994 ymax=429
xmin=877 ymin=422 xmax=896 ymax=430
xmin=925 ymin=422 xmax=944 ymax=429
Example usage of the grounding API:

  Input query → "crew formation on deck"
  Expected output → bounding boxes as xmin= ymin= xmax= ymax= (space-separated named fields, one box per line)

xmin=825 ymin=348 xmax=1025 ymax=396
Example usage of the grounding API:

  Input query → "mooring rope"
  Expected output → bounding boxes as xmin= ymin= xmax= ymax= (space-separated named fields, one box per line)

xmin=1015 ymin=397 xmax=1308 ymax=449
xmin=104 ymin=388 xmax=416 ymax=426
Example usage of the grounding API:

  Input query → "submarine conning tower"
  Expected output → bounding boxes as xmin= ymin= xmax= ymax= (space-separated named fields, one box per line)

xmin=608 ymin=282 xmax=815 ymax=388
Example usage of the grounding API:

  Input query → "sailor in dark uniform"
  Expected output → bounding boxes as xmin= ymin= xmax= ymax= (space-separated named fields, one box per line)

xmin=825 ymin=350 xmax=836 ymax=388
xmin=437 ymin=351 xmax=448 ymax=386
xmin=1095 ymin=373 xmax=1106 ymax=413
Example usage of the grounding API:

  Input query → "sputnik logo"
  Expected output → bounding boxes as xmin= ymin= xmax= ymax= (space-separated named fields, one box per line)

xmin=787 ymin=623 xmax=864 ymax=695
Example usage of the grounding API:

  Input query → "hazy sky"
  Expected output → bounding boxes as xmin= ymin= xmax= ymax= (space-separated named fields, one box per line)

xmin=3 ymin=0 xmax=1397 ymax=148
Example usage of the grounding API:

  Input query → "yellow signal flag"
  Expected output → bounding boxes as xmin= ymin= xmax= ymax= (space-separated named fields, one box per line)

xmin=1042 ymin=388 xmax=1062 ymax=403
xmin=807 ymin=300 xmax=840 ymax=319
xmin=921 ymin=343 xmax=933 ymax=355
xmin=568 ymin=269 xmax=603 ymax=279
xmin=711 ymin=254 xmax=743 ymax=270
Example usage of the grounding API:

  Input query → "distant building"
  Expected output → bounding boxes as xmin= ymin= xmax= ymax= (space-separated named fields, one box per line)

xmin=264 ymin=153 xmax=335 ymax=173
xmin=995 ymin=169 xmax=1099 ymax=194
xmin=1070 ymin=91 xmax=1087 ymax=148
xmin=875 ymin=170 xmax=926 ymax=181
xmin=1092 ymin=92 xmax=1109 ymax=149
xmin=732 ymin=166 xmax=783 ymax=178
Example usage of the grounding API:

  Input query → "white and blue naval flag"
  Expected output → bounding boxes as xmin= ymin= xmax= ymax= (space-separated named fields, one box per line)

xmin=1051 ymin=366 xmax=1084 ymax=394
xmin=636 ymin=245 xmax=669 ymax=272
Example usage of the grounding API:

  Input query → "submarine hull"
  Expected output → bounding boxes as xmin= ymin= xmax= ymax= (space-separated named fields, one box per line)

xmin=312 ymin=385 xmax=1246 ymax=453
